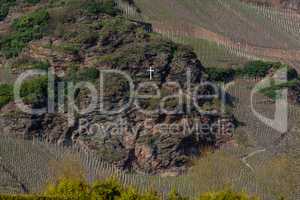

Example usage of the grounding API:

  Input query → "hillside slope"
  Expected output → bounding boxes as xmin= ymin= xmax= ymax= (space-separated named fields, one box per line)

xmin=241 ymin=0 xmax=300 ymax=12
xmin=0 ymin=0 xmax=234 ymax=175
xmin=131 ymin=0 xmax=300 ymax=69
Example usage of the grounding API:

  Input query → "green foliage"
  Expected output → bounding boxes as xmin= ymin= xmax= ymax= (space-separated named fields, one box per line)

xmin=66 ymin=66 xmax=99 ymax=82
xmin=44 ymin=177 xmax=160 ymax=200
xmin=77 ymin=68 xmax=100 ymax=81
xmin=45 ymin=177 xmax=90 ymax=199
xmin=0 ymin=83 xmax=13 ymax=108
xmin=119 ymin=188 xmax=140 ymax=200
xmin=198 ymin=190 xmax=259 ymax=200
xmin=0 ymin=177 xmax=262 ymax=200
xmin=205 ymin=67 xmax=235 ymax=82
xmin=205 ymin=60 xmax=298 ymax=82
xmin=11 ymin=9 xmax=49 ymax=34
xmin=20 ymin=76 xmax=48 ymax=104
xmin=237 ymin=60 xmax=274 ymax=77
xmin=0 ymin=195 xmax=66 ymax=199
xmin=90 ymin=179 xmax=122 ymax=200
xmin=28 ymin=60 xmax=50 ymax=70
xmin=259 ymin=79 xmax=300 ymax=100
xmin=140 ymin=192 xmax=160 ymax=200
xmin=99 ymin=16 xmax=132 ymax=36
xmin=0 ymin=9 xmax=49 ymax=58
xmin=0 ymin=0 xmax=16 ymax=21
xmin=168 ymin=189 xmax=188 ymax=200
xmin=84 ymin=0 xmax=119 ymax=16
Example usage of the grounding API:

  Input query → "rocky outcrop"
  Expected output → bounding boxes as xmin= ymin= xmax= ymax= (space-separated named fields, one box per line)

xmin=0 ymin=9 xmax=235 ymax=175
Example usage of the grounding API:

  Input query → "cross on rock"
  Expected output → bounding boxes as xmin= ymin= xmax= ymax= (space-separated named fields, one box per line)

xmin=147 ymin=67 xmax=155 ymax=80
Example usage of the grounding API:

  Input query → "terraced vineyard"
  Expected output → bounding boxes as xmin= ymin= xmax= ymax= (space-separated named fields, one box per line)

xmin=1 ymin=78 xmax=299 ymax=199
xmin=118 ymin=0 xmax=300 ymax=69
xmin=0 ymin=1 xmax=299 ymax=199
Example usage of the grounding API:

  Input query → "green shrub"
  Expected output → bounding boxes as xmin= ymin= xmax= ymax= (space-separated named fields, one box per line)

xmin=29 ymin=60 xmax=50 ymax=70
xmin=0 ymin=177 xmax=263 ymax=200
xmin=77 ymin=68 xmax=100 ymax=81
xmin=0 ymin=0 xmax=16 ymax=21
xmin=168 ymin=189 xmax=188 ymax=200
xmin=119 ymin=188 xmax=140 ymax=200
xmin=0 ymin=9 xmax=49 ymax=58
xmin=199 ymin=190 xmax=259 ymax=200
xmin=205 ymin=67 xmax=235 ymax=82
xmin=66 ymin=66 xmax=99 ymax=82
xmin=20 ymin=76 xmax=48 ymax=104
xmin=90 ymin=179 xmax=123 ymax=199
xmin=45 ymin=177 xmax=90 ymax=199
xmin=0 ymin=83 xmax=13 ymax=108
xmin=259 ymin=79 xmax=300 ymax=100
xmin=84 ymin=0 xmax=119 ymax=16
xmin=205 ymin=61 xmax=298 ymax=81
xmin=238 ymin=60 xmax=273 ymax=77
xmin=11 ymin=9 xmax=49 ymax=33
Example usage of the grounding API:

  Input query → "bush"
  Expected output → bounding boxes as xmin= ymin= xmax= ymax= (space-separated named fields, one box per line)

xmin=45 ymin=178 xmax=90 ymax=199
xmin=84 ymin=0 xmax=119 ymax=16
xmin=238 ymin=60 xmax=273 ymax=77
xmin=0 ymin=176 xmax=264 ymax=199
xmin=0 ymin=9 xmax=50 ymax=58
xmin=259 ymin=79 xmax=300 ymax=100
xmin=205 ymin=61 xmax=298 ymax=81
xmin=90 ymin=179 xmax=123 ymax=199
xmin=0 ymin=0 xmax=16 ymax=21
xmin=20 ymin=76 xmax=48 ymax=104
xmin=199 ymin=190 xmax=259 ymax=200
xmin=0 ymin=83 xmax=13 ymax=108
xmin=77 ymin=68 xmax=100 ymax=81
xmin=66 ymin=66 xmax=99 ymax=82
xmin=205 ymin=67 xmax=235 ymax=82
xmin=168 ymin=189 xmax=188 ymax=200
xmin=11 ymin=9 xmax=49 ymax=33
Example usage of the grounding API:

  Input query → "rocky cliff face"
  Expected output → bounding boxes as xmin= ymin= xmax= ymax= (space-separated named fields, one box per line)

xmin=0 ymin=1 xmax=234 ymax=175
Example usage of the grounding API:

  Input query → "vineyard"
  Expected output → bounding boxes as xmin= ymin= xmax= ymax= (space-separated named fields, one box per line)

xmin=0 ymin=1 xmax=299 ymax=199
xmin=0 ymin=78 xmax=298 ymax=199
xmin=117 ymin=0 xmax=300 ymax=69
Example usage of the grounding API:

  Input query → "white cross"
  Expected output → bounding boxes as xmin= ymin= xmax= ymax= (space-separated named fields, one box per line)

xmin=148 ymin=67 xmax=155 ymax=80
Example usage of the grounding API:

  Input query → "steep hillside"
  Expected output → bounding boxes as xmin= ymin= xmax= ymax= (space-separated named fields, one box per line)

xmin=241 ymin=0 xmax=300 ymax=12
xmin=130 ymin=0 xmax=300 ymax=70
